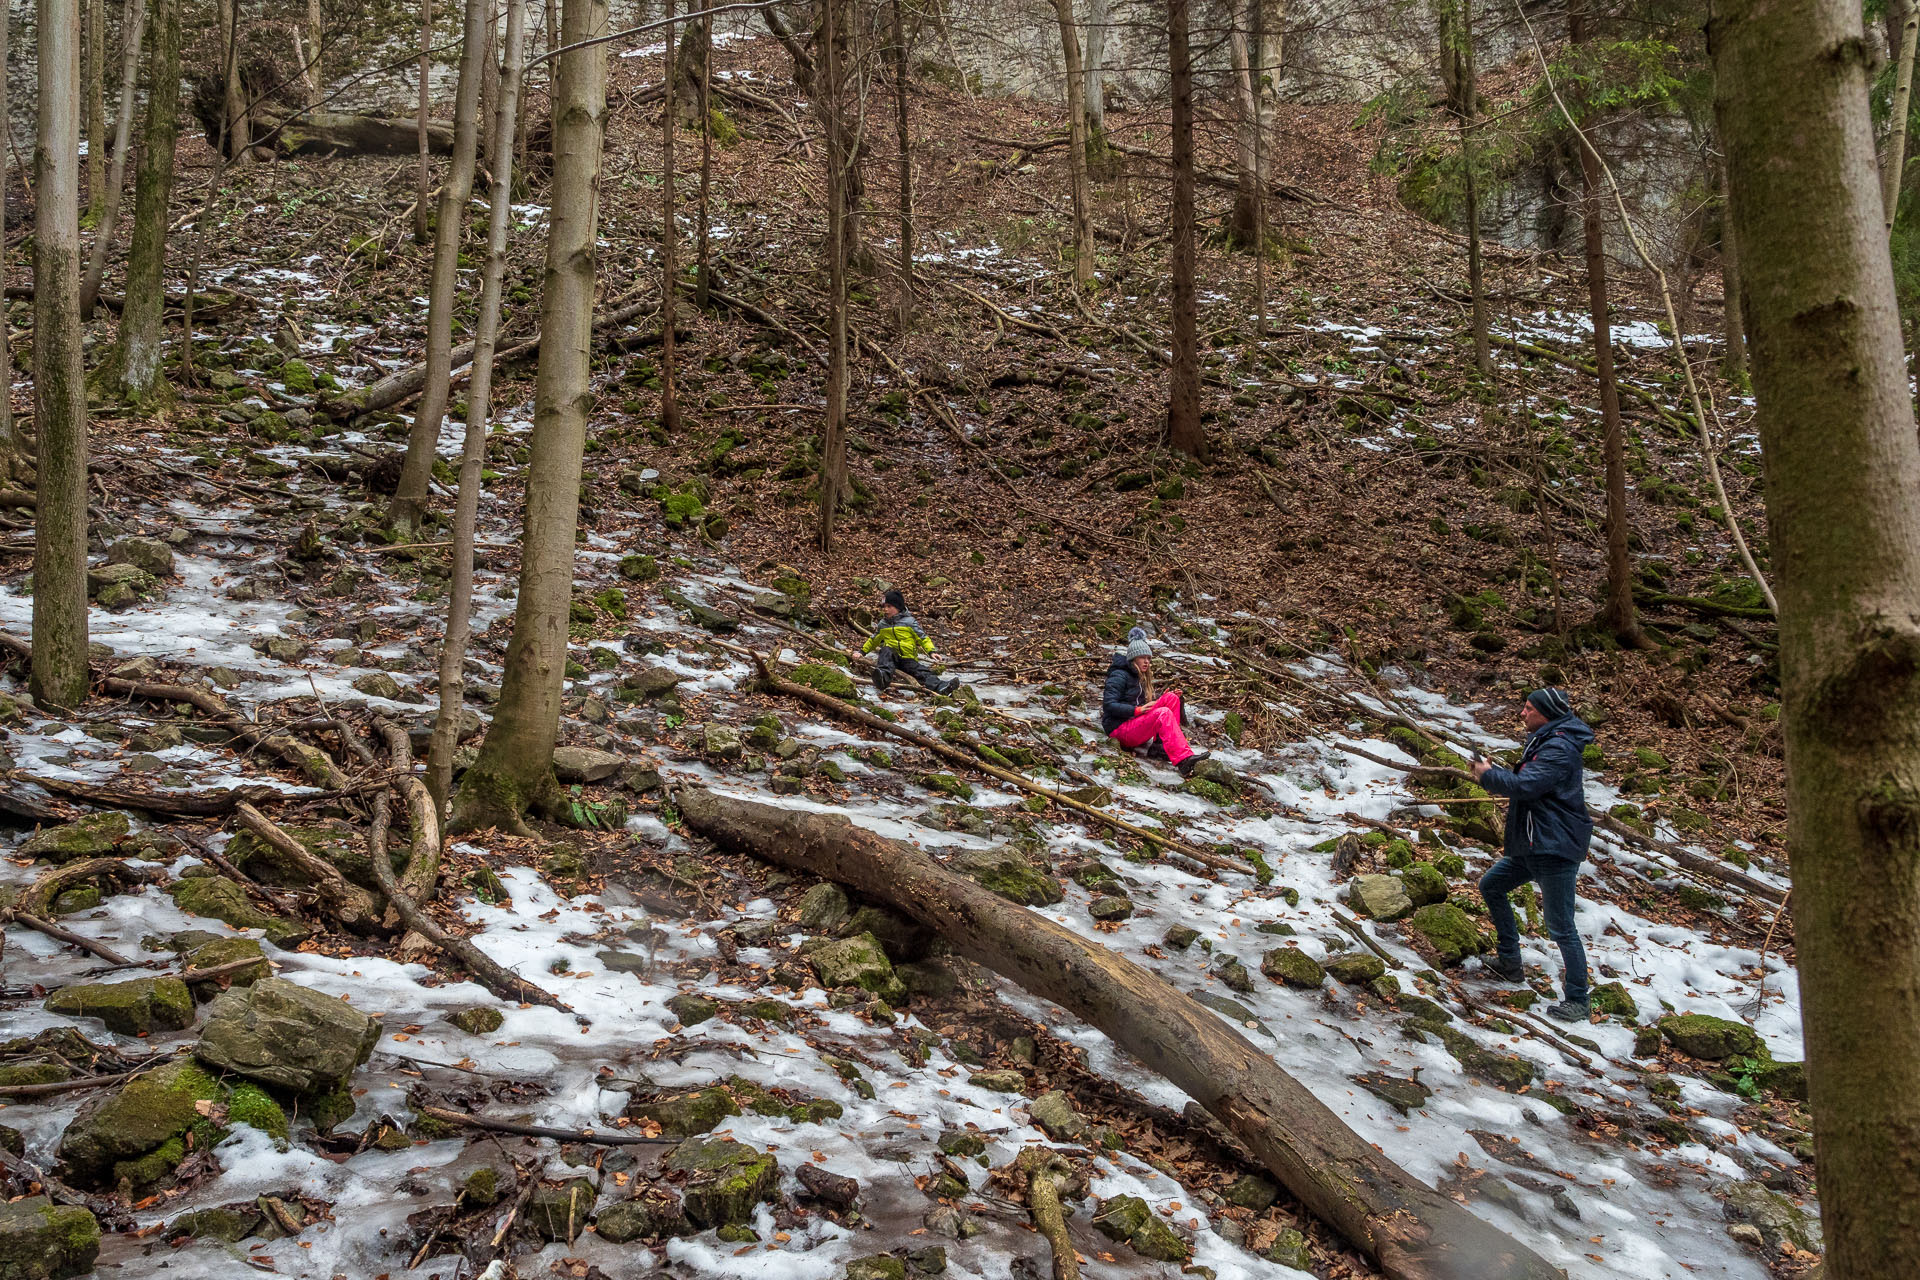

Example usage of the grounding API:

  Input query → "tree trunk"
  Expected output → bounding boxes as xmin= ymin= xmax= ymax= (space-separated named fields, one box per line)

xmin=92 ymin=0 xmax=177 ymax=404
xmin=1569 ymin=0 xmax=1640 ymax=645
xmin=80 ymin=0 xmax=148 ymax=319
xmin=678 ymin=786 xmax=1566 ymax=1280
xmin=33 ymin=0 xmax=91 ymax=710
xmin=1887 ymin=0 xmax=1919 ymax=233
xmin=416 ymin=0 xmax=434 ymax=244
xmin=888 ymin=0 xmax=913 ymax=325
xmin=1050 ymin=0 xmax=1093 ymax=289
xmin=1439 ymin=0 xmax=1489 ymax=377
xmin=84 ymin=0 xmax=104 ymax=221
xmin=216 ymin=0 xmax=248 ymax=161
xmin=659 ymin=0 xmax=682 ymax=435
xmin=1166 ymin=0 xmax=1206 ymax=461
xmin=1717 ymin=2 xmax=1920 ymax=1276
xmin=391 ymin=0 xmax=494 ymax=537
xmin=449 ymin=0 xmax=607 ymax=836
xmin=430 ymin=0 xmax=527 ymax=816
xmin=1718 ymin=154 xmax=1747 ymax=378
xmin=817 ymin=0 xmax=850 ymax=554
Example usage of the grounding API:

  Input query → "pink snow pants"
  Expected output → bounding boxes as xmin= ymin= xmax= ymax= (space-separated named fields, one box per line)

xmin=1108 ymin=691 xmax=1193 ymax=764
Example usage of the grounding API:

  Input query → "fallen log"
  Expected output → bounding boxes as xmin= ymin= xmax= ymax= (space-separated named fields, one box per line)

xmin=677 ymin=785 xmax=1563 ymax=1280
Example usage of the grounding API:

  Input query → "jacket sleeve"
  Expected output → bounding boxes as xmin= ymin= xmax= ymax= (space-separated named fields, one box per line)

xmin=1102 ymin=668 xmax=1137 ymax=725
xmin=1480 ymin=732 xmax=1580 ymax=803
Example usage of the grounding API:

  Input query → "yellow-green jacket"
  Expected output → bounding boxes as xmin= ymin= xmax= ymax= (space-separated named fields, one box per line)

xmin=863 ymin=610 xmax=937 ymax=660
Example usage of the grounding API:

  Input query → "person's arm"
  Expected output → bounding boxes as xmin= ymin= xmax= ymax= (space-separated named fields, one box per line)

xmin=1478 ymin=734 xmax=1579 ymax=802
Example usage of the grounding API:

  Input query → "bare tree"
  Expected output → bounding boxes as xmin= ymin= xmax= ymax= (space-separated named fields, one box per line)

xmin=81 ymin=0 xmax=149 ymax=318
xmin=1718 ymin=1 xmax=1920 ymax=1274
xmin=33 ymin=0 xmax=91 ymax=709
xmin=451 ymin=0 xmax=609 ymax=836
xmin=660 ymin=0 xmax=683 ymax=435
xmin=391 ymin=0 xmax=493 ymax=537
xmin=430 ymin=0 xmax=528 ymax=814
xmin=817 ymin=0 xmax=852 ymax=553
xmin=1166 ymin=0 xmax=1206 ymax=462
xmin=93 ymin=0 xmax=177 ymax=403
xmin=1049 ymin=0 xmax=1093 ymax=288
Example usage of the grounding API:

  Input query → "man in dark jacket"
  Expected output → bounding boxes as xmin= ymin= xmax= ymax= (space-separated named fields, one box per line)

xmin=1470 ymin=687 xmax=1596 ymax=1023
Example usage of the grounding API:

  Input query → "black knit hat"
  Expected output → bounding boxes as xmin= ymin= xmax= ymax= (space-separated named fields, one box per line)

xmin=883 ymin=589 xmax=907 ymax=611
xmin=1527 ymin=687 xmax=1573 ymax=720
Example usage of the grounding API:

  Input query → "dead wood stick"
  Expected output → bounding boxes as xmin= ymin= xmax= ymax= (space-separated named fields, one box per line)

xmin=675 ymin=785 xmax=1562 ymax=1280
xmin=232 ymin=801 xmax=381 ymax=932
xmin=737 ymin=648 xmax=1250 ymax=877
xmin=416 ymin=1105 xmax=673 ymax=1146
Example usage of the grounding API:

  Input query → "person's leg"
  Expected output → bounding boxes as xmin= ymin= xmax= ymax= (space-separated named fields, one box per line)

xmin=1533 ymin=856 xmax=1590 ymax=1007
xmin=1478 ymin=856 xmax=1531 ymax=980
xmin=872 ymin=647 xmax=897 ymax=692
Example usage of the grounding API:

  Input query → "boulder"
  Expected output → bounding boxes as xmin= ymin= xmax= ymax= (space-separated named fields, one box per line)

xmin=1260 ymin=948 xmax=1325 ymax=989
xmin=0 ymin=1197 xmax=99 ymax=1280
xmin=1658 ymin=1013 xmax=1761 ymax=1062
xmin=1348 ymin=874 xmax=1413 ymax=922
xmin=193 ymin=977 xmax=380 ymax=1095
xmin=19 ymin=812 xmax=129 ymax=862
xmin=1405 ymin=903 xmax=1487 ymax=966
xmin=665 ymin=1138 xmax=780 ymax=1227
xmin=949 ymin=850 xmax=1062 ymax=906
xmin=1396 ymin=862 xmax=1449 ymax=907
xmin=44 ymin=977 xmax=194 ymax=1036
xmin=552 ymin=746 xmax=625 ymax=783
xmin=56 ymin=1060 xmax=227 ymax=1185
xmin=1324 ymin=953 xmax=1388 ymax=985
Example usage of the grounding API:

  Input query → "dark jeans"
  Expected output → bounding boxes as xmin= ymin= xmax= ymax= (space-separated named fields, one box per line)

xmin=873 ymin=648 xmax=953 ymax=694
xmin=1480 ymin=853 xmax=1589 ymax=1004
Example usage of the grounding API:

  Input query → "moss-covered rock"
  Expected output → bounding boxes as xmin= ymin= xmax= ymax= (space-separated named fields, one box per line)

xmin=1324 ymin=953 xmax=1388 ymax=985
xmin=19 ymin=812 xmax=129 ymax=862
xmin=950 ymin=850 xmax=1062 ymax=906
xmin=44 ymin=976 xmax=194 ymax=1036
xmin=194 ymin=977 xmax=380 ymax=1095
xmin=665 ymin=1137 xmax=780 ymax=1227
xmin=1260 ymin=948 xmax=1325 ymax=989
xmin=56 ymin=1060 xmax=227 ymax=1185
xmin=1658 ymin=1013 xmax=1760 ymax=1061
xmin=1092 ymin=1194 xmax=1190 ymax=1262
xmin=0 ymin=1197 xmax=100 ymax=1280
xmin=628 ymin=1086 xmax=740 ymax=1137
xmin=1405 ymin=903 xmax=1486 ymax=966
xmin=790 ymin=663 xmax=859 ymax=700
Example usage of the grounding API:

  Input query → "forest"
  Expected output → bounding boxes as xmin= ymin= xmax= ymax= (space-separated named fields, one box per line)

xmin=0 ymin=1 xmax=1902 ymax=1279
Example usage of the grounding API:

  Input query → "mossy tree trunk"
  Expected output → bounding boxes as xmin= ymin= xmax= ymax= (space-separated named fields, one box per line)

xmin=390 ymin=0 xmax=492 ymax=538
xmin=450 ymin=0 xmax=608 ymax=836
xmin=431 ymin=0 xmax=527 ymax=817
xmin=95 ymin=0 xmax=179 ymax=404
xmin=1166 ymin=0 xmax=1206 ymax=462
xmin=1717 ymin=2 xmax=1920 ymax=1275
xmin=1049 ymin=0 xmax=1093 ymax=290
xmin=80 ymin=0 xmax=148 ymax=319
xmin=33 ymin=0 xmax=92 ymax=710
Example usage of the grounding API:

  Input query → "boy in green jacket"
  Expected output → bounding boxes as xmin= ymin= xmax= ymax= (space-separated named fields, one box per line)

xmin=860 ymin=589 xmax=961 ymax=696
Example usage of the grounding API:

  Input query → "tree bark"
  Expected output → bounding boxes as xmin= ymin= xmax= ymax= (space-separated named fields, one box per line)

xmin=1439 ymin=0 xmax=1489 ymax=377
xmin=81 ymin=0 xmax=148 ymax=318
xmin=1050 ymin=0 xmax=1093 ymax=289
xmin=888 ymin=0 xmax=913 ymax=325
xmin=450 ymin=0 xmax=608 ymax=836
xmin=390 ymin=0 xmax=493 ymax=537
xmin=33 ymin=0 xmax=92 ymax=710
xmin=416 ymin=0 xmax=434 ymax=244
xmin=1165 ymin=0 xmax=1206 ymax=461
xmin=678 ymin=786 xmax=1564 ymax=1280
xmin=659 ymin=0 xmax=682 ymax=436
xmin=1718 ymin=2 xmax=1920 ymax=1275
xmin=1569 ymin=0 xmax=1641 ymax=646
xmin=1887 ymin=0 xmax=1919 ymax=233
xmin=430 ymin=0 xmax=527 ymax=814
xmin=84 ymin=0 xmax=105 ymax=221
xmin=816 ymin=0 xmax=850 ymax=554
xmin=93 ymin=0 xmax=177 ymax=403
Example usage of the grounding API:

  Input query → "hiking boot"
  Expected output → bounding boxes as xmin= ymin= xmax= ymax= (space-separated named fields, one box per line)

xmin=1480 ymin=954 xmax=1524 ymax=984
xmin=1546 ymin=999 xmax=1592 ymax=1025
xmin=1176 ymin=751 xmax=1211 ymax=777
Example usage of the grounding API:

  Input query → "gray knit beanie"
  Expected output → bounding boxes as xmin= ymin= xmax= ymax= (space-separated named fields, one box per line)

xmin=1125 ymin=625 xmax=1152 ymax=662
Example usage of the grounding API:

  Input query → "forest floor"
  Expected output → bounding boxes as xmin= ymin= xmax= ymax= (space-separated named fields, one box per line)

xmin=0 ymin=25 xmax=1811 ymax=1280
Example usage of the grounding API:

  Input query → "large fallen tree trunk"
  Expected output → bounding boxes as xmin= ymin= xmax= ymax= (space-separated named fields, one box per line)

xmin=678 ymin=785 xmax=1564 ymax=1280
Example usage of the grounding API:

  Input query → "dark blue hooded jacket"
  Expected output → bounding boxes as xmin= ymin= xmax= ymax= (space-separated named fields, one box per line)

xmin=1477 ymin=714 xmax=1596 ymax=862
xmin=1101 ymin=654 xmax=1143 ymax=736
